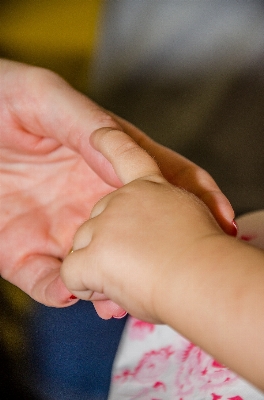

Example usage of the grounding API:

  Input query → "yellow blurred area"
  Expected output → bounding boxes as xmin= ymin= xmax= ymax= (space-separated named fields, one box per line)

xmin=0 ymin=0 xmax=102 ymax=91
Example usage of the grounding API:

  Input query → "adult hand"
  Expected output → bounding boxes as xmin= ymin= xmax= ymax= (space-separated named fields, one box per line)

xmin=0 ymin=59 xmax=234 ymax=316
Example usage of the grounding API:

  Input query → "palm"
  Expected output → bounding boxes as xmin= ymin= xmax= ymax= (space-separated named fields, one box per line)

xmin=0 ymin=143 xmax=112 ymax=305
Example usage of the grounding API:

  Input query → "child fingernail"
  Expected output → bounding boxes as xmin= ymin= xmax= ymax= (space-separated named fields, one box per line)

xmin=113 ymin=311 xmax=128 ymax=319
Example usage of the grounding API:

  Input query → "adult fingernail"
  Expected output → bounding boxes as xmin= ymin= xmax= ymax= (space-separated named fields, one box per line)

xmin=230 ymin=220 xmax=238 ymax=237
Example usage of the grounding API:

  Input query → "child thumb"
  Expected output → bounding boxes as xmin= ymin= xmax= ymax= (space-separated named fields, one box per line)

xmin=90 ymin=128 xmax=162 ymax=185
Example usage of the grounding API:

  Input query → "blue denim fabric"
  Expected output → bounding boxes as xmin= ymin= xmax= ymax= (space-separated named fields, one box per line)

xmin=25 ymin=300 xmax=127 ymax=400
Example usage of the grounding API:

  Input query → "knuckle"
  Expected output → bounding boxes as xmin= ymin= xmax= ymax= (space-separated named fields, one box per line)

xmin=72 ymin=221 xmax=90 ymax=248
xmin=98 ymin=114 xmax=120 ymax=130
xmin=89 ymin=197 xmax=106 ymax=219
xmin=28 ymin=65 xmax=64 ymax=88
xmin=115 ymin=139 xmax=140 ymax=158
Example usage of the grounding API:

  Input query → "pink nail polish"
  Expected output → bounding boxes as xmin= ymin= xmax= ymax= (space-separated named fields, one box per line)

xmin=230 ymin=220 xmax=238 ymax=237
xmin=112 ymin=311 xmax=128 ymax=319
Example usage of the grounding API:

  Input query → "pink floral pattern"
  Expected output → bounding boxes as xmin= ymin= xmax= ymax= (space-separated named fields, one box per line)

xmin=240 ymin=235 xmax=256 ymax=242
xmin=128 ymin=318 xmax=155 ymax=340
xmin=175 ymin=343 xmax=238 ymax=397
xmin=211 ymin=396 xmax=243 ymax=400
xmin=114 ymin=346 xmax=174 ymax=384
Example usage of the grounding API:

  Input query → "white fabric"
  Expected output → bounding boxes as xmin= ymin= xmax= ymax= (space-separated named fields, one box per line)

xmin=109 ymin=210 xmax=264 ymax=399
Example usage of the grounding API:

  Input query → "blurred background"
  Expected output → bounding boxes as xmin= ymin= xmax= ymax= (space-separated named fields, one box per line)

xmin=0 ymin=0 xmax=102 ymax=91
xmin=1 ymin=1 xmax=264 ymax=398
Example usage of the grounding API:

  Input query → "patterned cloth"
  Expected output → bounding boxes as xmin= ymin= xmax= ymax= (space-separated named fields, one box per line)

xmin=108 ymin=210 xmax=264 ymax=399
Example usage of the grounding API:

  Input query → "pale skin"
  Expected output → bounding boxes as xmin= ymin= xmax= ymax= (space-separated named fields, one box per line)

xmin=61 ymin=128 xmax=264 ymax=391
xmin=0 ymin=59 xmax=235 ymax=319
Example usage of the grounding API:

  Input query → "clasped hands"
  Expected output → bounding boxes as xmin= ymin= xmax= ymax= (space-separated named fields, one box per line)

xmin=0 ymin=59 xmax=234 ymax=319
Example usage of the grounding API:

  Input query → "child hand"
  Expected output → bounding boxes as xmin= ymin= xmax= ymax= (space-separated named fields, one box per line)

xmin=61 ymin=128 xmax=223 ymax=323
xmin=62 ymin=128 xmax=264 ymax=390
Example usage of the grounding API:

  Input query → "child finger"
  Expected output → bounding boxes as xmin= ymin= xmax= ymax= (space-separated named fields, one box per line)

xmin=61 ymin=246 xmax=102 ymax=297
xmin=89 ymin=193 xmax=112 ymax=219
xmin=71 ymin=218 xmax=95 ymax=252
xmin=90 ymin=128 xmax=162 ymax=184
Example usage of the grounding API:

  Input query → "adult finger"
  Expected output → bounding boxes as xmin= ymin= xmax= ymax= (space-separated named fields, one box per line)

xmin=90 ymin=128 xmax=162 ymax=184
xmin=1 ymin=254 xmax=78 ymax=307
xmin=2 ymin=60 xmax=235 ymax=232
xmin=1 ymin=59 xmax=122 ymax=186
xmin=2 ymin=60 xmax=162 ymax=185
xmin=116 ymin=116 xmax=236 ymax=235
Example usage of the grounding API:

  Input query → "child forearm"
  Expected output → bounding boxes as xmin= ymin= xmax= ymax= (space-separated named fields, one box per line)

xmin=158 ymin=235 xmax=264 ymax=390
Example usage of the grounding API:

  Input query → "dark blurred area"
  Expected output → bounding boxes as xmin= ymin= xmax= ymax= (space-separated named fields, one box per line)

xmin=1 ymin=1 xmax=264 ymax=399
xmin=89 ymin=0 xmax=264 ymax=218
